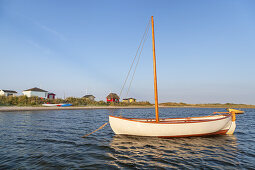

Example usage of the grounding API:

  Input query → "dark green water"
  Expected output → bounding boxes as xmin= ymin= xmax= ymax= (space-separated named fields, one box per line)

xmin=0 ymin=108 xmax=254 ymax=169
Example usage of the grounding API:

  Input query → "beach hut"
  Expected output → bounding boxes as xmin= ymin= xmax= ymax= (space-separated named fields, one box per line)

xmin=0 ymin=90 xmax=17 ymax=97
xmin=83 ymin=95 xmax=95 ymax=101
xmin=47 ymin=93 xmax=56 ymax=99
xmin=122 ymin=98 xmax=136 ymax=103
xmin=106 ymin=93 xmax=120 ymax=103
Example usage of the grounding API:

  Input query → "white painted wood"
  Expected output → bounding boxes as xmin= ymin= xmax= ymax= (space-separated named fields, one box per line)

xmin=226 ymin=121 xmax=236 ymax=135
xmin=0 ymin=90 xmax=17 ymax=96
xmin=109 ymin=114 xmax=233 ymax=137
xmin=22 ymin=91 xmax=48 ymax=98
xmin=0 ymin=90 xmax=4 ymax=96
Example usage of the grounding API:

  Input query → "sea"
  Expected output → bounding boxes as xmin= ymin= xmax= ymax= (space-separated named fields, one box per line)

xmin=0 ymin=108 xmax=254 ymax=169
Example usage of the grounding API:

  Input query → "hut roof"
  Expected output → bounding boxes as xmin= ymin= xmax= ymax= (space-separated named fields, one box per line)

xmin=83 ymin=95 xmax=95 ymax=98
xmin=107 ymin=93 xmax=120 ymax=99
xmin=1 ymin=90 xmax=17 ymax=93
xmin=23 ymin=87 xmax=48 ymax=92
xmin=123 ymin=98 xmax=136 ymax=100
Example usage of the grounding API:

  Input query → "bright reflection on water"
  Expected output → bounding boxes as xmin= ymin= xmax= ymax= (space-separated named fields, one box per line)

xmin=109 ymin=135 xmax=238 ymax=169
xmin=0 ymin=108 xmax=254 ymax=169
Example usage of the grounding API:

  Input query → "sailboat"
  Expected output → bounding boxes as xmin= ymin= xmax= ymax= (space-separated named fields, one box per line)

xmin=109 ymin=16 xmax=242 ymax=137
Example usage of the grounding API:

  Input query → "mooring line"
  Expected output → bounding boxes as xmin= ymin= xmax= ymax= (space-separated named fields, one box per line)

xmin=81 ymin=122 xmax=108 ymax=138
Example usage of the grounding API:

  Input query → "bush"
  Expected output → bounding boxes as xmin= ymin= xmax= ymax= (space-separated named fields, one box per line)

xmin=0 ymin=95 xmax=151 ymax=107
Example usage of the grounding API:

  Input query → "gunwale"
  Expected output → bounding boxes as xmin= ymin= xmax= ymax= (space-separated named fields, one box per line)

xmin=109 ymin=114 xmax=231 ymax=124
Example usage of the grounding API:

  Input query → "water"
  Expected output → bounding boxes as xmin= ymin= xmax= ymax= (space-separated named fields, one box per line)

xmin=0 ymin=108 xmax=254 ymax=169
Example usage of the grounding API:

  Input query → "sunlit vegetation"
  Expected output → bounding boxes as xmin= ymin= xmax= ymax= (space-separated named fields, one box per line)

xmin=65 ymin=97 xmax=108 ymax=106
xmin=0 ymin=96 xmax=44 ymax=106
xmin=109 ymin=101 xmax=152 ymax=106
xmin=1 ymin=96 xmax=254 ymax=108
xmin=0 ymin=96 xmax=151 ymax=107
xmin=0 ymin=96 xmax=108 ymax=106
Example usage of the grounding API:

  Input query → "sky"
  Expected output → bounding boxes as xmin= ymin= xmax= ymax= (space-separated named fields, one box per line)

xmin=0 ymin=0 xmax=255 ymax=104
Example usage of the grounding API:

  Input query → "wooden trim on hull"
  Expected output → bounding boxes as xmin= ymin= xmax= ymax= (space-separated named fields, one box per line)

xmin=109 ymin=114 xmax=231 ymax=124
xmin=158 ymin=129 xmax=228 ymax=138
xmin=114 ymin=129 xmax=229 ymax=138
xmin=127 ymin=113 xmax=230 ymax=120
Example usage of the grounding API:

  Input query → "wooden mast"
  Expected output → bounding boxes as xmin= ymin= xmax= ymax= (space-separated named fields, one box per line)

xmin=151 ymin=16 xmax=159 ymax=122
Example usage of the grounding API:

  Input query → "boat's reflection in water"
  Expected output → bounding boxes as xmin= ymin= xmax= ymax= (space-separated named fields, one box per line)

xmin=108 ymin=135 xmax=239 ymax=169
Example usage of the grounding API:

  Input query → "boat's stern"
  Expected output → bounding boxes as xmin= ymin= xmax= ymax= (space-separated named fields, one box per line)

xmin=226 ymin=121 xmax=236 ymax=135
xmin=225 ymin=110 xmax=238 ymax=135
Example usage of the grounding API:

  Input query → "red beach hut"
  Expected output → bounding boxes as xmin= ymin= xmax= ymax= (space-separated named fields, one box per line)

xmin=106 ymin=93 xmax=120 ymax=103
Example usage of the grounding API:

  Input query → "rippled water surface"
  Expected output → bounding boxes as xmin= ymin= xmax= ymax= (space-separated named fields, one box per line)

xmin=0 ymin=108 xmax=254 ymax=169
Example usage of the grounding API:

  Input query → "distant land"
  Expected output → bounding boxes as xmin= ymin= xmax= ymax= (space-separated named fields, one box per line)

xmin=159 ymin=102 xmax=255 ymax=108
xmin=1 ymin=96 xmax=255 ymax=111
xmin=0 ymin=96 xmax=150 ymax=108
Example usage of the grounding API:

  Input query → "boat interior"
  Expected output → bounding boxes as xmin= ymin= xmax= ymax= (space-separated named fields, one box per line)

xmin=113 ymin=113 xmax=231 ymax=124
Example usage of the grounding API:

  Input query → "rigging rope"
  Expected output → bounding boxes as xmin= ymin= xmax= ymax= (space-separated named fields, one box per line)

xmin=116 ymin=19 xmax=150 ymax=118
xmin=126 ymin=23 xmax=150 ymax=97
xmin=118 ymin=20 xmax=151 ymax=99
xmin=82 ymin=19 xmax=151 ymax=138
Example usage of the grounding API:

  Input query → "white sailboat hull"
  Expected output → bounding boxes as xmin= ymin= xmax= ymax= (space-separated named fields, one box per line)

xmin=109 ymin=114 xmax=234 ymax=137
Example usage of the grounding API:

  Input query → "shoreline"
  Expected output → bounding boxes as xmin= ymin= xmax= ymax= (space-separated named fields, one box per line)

xmin=0 ymin=105 xmax=254 ymax=112
xmin=0 ymin=106 xmax=154 ymax=112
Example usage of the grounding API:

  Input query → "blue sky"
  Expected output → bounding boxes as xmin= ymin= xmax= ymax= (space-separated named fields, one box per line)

xmin=1 ymin=0 xmax=255 ymax=104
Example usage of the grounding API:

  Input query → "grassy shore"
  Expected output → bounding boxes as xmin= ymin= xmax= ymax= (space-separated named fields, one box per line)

xmin=0 ymin=96 xmax=151 ymax=107
xmin=1 ymin=96 xmax=255 ymax=111
xmin=159 ymin=102 xmax=255 ymax=108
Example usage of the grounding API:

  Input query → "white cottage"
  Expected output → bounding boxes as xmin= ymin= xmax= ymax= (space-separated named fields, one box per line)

xmin=22 ymin=87 xmax=48 ymax=98
xmin=0 ymin=90 xmax=17 ymax=96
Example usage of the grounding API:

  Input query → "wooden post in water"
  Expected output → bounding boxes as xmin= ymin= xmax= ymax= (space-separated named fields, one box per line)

xmin=151 ymin=16 xmax=159 ymax=122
